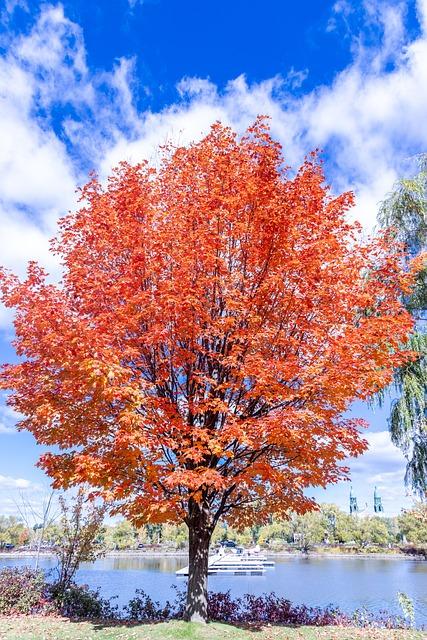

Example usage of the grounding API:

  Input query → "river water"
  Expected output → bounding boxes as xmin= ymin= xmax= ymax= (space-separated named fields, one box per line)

xmin=1 ymin=554 xmax=426 ymax=624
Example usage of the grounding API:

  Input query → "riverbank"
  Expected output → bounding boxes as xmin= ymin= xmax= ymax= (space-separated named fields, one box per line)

xmin=0 ymin=549 xmax=422 ymax=560
xmin=105 ymin=549 xmax=422 ymax=560
xmin=0 ymin=619 xmax=425 ymax=640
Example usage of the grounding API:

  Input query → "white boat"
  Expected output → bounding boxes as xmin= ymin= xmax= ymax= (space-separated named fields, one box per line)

xmin=176 ymin=545 xmax=275 ymax=576
xmin=243 ymin=545 xmax=275 ymax=568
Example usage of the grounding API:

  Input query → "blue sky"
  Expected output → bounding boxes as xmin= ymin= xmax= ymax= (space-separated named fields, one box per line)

xmin=0 ymin=0 xmax=426 ymax=519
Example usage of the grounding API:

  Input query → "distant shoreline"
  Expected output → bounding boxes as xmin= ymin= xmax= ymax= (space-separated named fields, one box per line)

xmin=0 ymin=549 xmax=423 ymax=561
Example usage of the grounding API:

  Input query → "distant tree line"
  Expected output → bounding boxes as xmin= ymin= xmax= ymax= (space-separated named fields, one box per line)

xmin=1 ymin=502 xmax=426 ymax=553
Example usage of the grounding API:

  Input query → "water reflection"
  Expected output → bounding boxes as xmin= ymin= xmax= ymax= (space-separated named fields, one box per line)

xmin=1 ymin=555 xmax=425 ymax=622
xmin=96 ymin=556 xmax=187 ymax=572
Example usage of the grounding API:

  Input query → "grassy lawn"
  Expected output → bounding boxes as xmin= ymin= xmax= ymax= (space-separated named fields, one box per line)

xmin=0 ymin=619 xmax=425 ymax=640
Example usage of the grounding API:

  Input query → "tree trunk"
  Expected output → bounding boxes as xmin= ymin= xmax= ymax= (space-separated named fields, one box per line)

xmin=185 ymin=503 xmax=212 ymax=623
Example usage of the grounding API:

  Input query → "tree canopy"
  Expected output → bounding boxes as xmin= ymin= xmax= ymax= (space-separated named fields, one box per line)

xmin=0 ymin=118 xmax=418 ymax=620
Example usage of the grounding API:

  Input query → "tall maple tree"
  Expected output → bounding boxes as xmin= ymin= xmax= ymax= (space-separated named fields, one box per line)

xmin=0 ymin=119 xmax=420 ymax=621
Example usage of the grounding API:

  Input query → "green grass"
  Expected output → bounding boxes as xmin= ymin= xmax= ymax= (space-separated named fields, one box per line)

xmin=0 ymin=619 xmax=425 ymax=640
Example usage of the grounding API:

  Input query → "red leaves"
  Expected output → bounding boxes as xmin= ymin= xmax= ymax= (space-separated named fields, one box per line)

xmin=0 ymin=118 xmax=420 ymax=528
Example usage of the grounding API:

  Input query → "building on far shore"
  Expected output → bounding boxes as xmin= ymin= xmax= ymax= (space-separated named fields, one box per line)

xmin=349 ymin=486 xmax=384 ymax=516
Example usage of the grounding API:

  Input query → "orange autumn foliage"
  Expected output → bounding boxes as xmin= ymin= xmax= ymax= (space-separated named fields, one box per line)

xmin=0 ymin=118 xmax=418 ymax=529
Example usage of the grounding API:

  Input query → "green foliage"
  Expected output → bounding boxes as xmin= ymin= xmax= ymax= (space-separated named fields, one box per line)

xmin=0 ymin=516 xmax=27 ymax=547
xmin=104 ymin=520 xmax=138 ymax=550
xmin=397 ymin=592 xmax=415 ymax=628
xmin=257 ymin=521 xmax=293 ymax=546
xmin=378 ymin=157 xmax=427 ymax=495
xmin=353 ymin=517 xmax=390 ymax=547
xmin=145 ymin=524 xmax=163 ymax=544
xmin=398 ymin=502 xmax=427 ymax=544
xmin=1 ymin=502 xmax=426 ymax=552
xmin=378 ymin=156 xmax=427 ymax=260
xmin=319 ymin=504 xmax=358 ymax=544
xmin=388 ymin=333 xmax=427 ymax=495
xmin=382 ymin=517 xmax=400 ymax=544
xmin=289 ymin=512 xmax=326 ymax=552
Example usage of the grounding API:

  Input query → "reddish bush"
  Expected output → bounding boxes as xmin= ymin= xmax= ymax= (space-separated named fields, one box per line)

xmin=0 ymin=567 xmax=48 ymax=615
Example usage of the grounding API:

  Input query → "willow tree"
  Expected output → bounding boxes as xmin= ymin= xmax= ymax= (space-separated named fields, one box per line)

xmin=378 ymin=157 xmax=427 ymax=495
xmin=0 ymin=119 xmax=418 ymax=622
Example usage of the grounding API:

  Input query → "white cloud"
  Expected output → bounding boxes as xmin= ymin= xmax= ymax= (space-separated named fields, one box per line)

xmin=95 ymin=0 xmax=427 ymax=229
xmin=2 ymin=0 xmax=427 ymax=284
xmin=0 ymin=424 xmax=15 ymax=434
xmin=352 ymin=430 xmax=407 ymax=474
xmin=0 ymin=484 xmax=59 ymax=519
xmin=0 ymin=402 xmax=21 ymax=435
xmin=312 ymin=429 xmax=415 ymax=515
xmin=347 ymin=430 xmax=415 ymax=514
xmin=0 ymin=9 xmax=82 ymax=215
xmin=3 ymin=0 xmax=28 ymax=17
xmin=0 ymin=5 xmax=142 ymax=290
xmin=0 ymin=475 xmax=30 ymax=489
xmin=416 ymin=0 xmax=427 ymax=31
xmin=0 ymin=9 xmax=79 ymax=288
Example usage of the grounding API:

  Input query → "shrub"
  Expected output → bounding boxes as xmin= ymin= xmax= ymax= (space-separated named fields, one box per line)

xmin=125 ymin=589 xmax=174 ymax=621
xmin=122 ymin=588 xmax=411 ymax=629
xmin=400 ymin=544 xmax=427 ymax=559
xmin=0 ymin=566 xmax=48 ymax=615
xmin=207 ymin=592 xmax=350 ymax=626
xmin=49 ymin=583 xmax=118 ymax=620
xmin=207 ymin=591 xmax=240 ymax=622
xmin=0 ymin=571 xmax=416 ymax=630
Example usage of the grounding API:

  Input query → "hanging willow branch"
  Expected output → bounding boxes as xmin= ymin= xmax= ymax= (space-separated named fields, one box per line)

xmin=378 ymin=157 xmax=427 ymax=496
